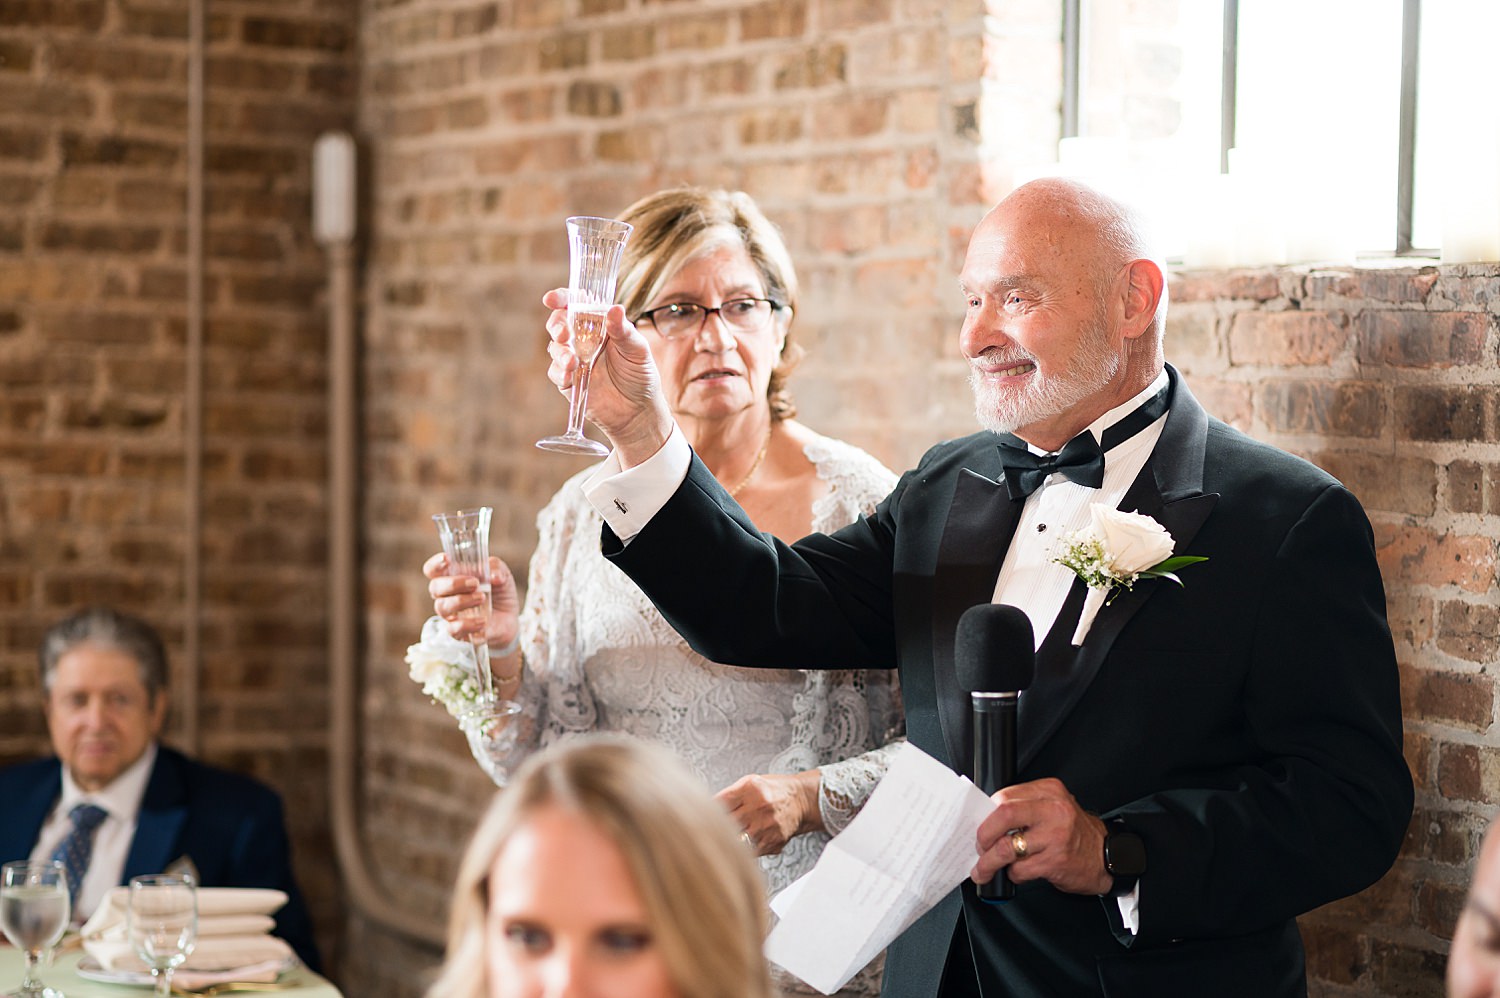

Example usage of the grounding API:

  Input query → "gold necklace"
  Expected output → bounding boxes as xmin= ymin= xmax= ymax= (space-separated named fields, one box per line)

xmin=727 ymin=426 xmax=773 ymax=498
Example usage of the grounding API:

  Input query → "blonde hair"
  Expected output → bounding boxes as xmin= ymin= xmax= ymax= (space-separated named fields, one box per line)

xmin=427 ymin=735 xmax=775 ymax=998
xmin=615 ymin=187 xmax=803 ymax=421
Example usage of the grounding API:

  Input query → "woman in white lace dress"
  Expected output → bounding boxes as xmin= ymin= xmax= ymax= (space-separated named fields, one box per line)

xmin=425 ymin=188 xmax=901 ymax=996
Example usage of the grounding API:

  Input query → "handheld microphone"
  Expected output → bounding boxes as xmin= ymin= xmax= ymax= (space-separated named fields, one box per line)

xmin=954 ymin=602 xmax=1035 ymax=901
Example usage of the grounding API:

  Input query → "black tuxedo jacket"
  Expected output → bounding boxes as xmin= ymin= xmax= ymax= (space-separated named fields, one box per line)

xmin=0 ymin=745 xmax=321 ymax=972
xmin=606 ymin=367 xmax=1412 ymax=997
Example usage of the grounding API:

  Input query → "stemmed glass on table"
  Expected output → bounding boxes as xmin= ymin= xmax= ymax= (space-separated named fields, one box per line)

xmin=1 ymin=860 xmax=69 ymax=998
xmin=433 ymin=505 xmax=523 ymax=784
xmin=126 ymin=874 xmax=197 ymax=998
xmin=536 ymin=215 xmax=634 ymax=457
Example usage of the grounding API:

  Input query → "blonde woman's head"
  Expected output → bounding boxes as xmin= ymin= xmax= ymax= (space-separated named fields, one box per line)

xmin=428 ymin=735 xmax=774 ymax=998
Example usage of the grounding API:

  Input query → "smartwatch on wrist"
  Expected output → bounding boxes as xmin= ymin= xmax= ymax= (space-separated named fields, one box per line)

xmin=1102 ymin=818 xmax=1146 ymax=897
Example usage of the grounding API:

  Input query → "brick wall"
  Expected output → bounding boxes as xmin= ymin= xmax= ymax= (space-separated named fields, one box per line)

xmin=5 ymin=1 xmax=1496 ymax=996
xmin=1170 ymin=263 xmax=1500 ymax=998
xmin=0 ymin=0 xmax=355 ymax=972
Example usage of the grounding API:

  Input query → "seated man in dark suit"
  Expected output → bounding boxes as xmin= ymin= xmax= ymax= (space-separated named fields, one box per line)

xmin=0 ymin=606 xmax=320 ymax=971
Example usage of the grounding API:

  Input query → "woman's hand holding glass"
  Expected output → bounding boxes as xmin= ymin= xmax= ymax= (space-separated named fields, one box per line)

xmin=423 ymin=552 xmax=521 ymax=654
xmin=542 ymin=289 xmax=675 ymax=468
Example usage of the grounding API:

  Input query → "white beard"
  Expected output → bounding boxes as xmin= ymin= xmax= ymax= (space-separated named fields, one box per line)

xmin=968 ymin=315 xmax=1120 ymax=436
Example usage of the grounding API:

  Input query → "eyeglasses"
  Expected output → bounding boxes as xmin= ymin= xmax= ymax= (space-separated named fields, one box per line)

xmin=634 ymin=298 xmax=779 ymax=339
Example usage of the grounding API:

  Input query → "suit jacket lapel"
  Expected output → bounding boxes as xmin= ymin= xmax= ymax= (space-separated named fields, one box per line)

xmin=122 ymin=747 xmax=188 ymax=882
xmin=1018 ymin=366 xmax=1221 ymax=771
xmin=931 ymin=464 xmax=1021 ymax=776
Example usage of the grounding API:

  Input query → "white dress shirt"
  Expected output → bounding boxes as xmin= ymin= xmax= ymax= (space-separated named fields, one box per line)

xmin=30 ymin=742 xmax=157 ymax=923
xmin=992 ymin=371 xmax=1170 ymax=647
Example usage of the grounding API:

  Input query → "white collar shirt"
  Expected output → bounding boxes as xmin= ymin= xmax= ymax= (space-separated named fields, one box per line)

xmin=30 ymin=741 xmax=158 ymax=923
xmin=991 ymin=372 xmax=1171 ymax=648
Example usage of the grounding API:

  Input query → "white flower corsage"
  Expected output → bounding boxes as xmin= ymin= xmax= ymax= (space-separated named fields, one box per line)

xmin=405 ymin=615 xmax=484 ymax=719
xmin=1052 ymin=504 xmax=1207 ymax=646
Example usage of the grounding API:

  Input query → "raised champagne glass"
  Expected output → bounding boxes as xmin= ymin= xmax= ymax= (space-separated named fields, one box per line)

xmin=536 ymin=215 xmax=634 ymax=456
xmin=1 ymin=860 xmax=69 ymax=998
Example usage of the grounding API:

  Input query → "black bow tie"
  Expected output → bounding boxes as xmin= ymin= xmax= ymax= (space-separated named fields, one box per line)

xmin=995 ymin=382 xmax=1171 ymax=500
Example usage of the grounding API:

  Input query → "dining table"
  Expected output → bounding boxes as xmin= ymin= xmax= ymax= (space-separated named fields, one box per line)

xmin=0 ymin=943 xmax=344 ymax=997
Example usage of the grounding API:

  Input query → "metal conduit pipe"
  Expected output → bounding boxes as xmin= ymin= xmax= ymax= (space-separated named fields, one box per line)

xmin=182 ymin=0 xmax=204 ymax=754
xmin=317 ymin=133 xmax=446 ymax=948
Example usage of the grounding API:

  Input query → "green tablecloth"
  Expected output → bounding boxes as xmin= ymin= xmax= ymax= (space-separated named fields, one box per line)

xmin=0 ymin=945 xmax=343 ymax=997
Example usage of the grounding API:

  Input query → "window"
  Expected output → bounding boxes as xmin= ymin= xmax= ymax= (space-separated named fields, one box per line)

xmin=1052 ymin=0 xmax=1499 ymax=265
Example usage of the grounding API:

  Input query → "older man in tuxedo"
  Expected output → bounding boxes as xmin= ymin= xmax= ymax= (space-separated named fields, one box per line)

xmin=520 ymin=178 xmax=1413 ymax=997
xmin=0 ymin=606 xmax=320 ymax=971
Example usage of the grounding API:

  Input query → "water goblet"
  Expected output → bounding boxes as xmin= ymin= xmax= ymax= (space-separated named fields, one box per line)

xmin=1 ymin=860 xmax=70 ymax=998
xmin=536 ymin=215 xmax=634 ymax=456
xmin=126 ymin=874 xmax=197 ymax=998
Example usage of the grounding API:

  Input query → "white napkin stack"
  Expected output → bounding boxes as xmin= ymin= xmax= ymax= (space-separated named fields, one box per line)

xmin=81 ymin=886 xmax=295 ymax=987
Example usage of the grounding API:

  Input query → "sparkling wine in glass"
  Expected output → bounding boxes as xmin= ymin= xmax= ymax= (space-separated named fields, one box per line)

xmin=536 ymin=215 xmax=633 ymax=456
xmin=1 ymin=860 xmax=70 ymax=998
xmin=126 ymin=875 xmax=197 ymax=998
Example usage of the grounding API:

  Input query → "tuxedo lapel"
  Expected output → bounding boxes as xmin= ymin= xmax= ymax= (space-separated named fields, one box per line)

xmin=1018 ymin=367 xmax=1221 ymax=771
xmin=931 ymin=465 xmax=1022 ymax=776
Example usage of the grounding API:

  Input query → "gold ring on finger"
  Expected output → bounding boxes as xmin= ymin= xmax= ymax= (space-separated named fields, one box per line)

xmin=1009 ymin=829 xmax=1029 ymax=859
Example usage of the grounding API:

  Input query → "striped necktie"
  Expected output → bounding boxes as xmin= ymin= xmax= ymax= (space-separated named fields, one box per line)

xmin=49 ymin=802 xmax=109 ymax=911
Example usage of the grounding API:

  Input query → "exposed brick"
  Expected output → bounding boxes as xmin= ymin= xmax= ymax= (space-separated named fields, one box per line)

xmin=1405 ymin=668 xmax=1494 ymax=731
xmin=1228 ymin=309 xmax=1350 ymax=366
xmin=774 ymin=43 xmax=847 ymax=89
xmin=1394 ymin=385 xmax=1491 ymax=442
xmin=1375 ymin=523 xmax=1496 ymax=593
xmin=1366 ymin=938 xmax=1448 ymax=995
xmin=50 ymin=41 xmax=182 ymax=82
xmin=1437 ymin=600 xmax=1500 ymax=663
xmin=1307 ymin=452 xmax=1435 ymax=514
xmin=0 ymin=0 xmax=106 ymax=29
xmin=241 ymin=16 xmax=351 ymax=51
xmin=602 ymin=24 xmax=655 ymax=61
xmin=1357 ymin=310 xmax=1491 ymax=368
xmin=40 ymin=221 xmax=163 ymax=255
xmin=661 ymin=14 xmax=728 ymax=51
xmin=741 ymin=0 xmax=807 ymax=40
xmin=822 ymin=0 xmax=894 ymax=30
xmin=0 ymin=38 xmax=34 ymax=72
xmin=565 ymin=80 xmax=621 ymax=118
xmin=1450 ymin=460 xmax=1484 ymax=514
xmin=1257 ymin=379 xmax=1386 ymax=438
xmin=61 ymin=133 xmax=180 ymax=169
xmin=1299 ymin=921 xmax=1367 ymax=987
xmin=538 ymin=32 xmax=588 ymax=72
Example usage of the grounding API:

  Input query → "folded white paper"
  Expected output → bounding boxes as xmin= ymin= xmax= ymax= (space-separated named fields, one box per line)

xmin=765 ymin=742 xmax=997 ymax=994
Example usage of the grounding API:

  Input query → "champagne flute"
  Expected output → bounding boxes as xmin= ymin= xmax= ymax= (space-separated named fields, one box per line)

xmin=126 ymin=874 xmax=197 ymax=998
xmin=1 ymin=860 xmax=69 ymax=998
xmin=536 ymin=215 xmax=634 ymax=456
xmin=433 ymin=506 xmax=501 ymax=702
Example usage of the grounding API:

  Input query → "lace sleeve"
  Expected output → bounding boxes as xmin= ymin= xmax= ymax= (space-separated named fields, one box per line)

xmin=806 ymin=433 xmax=907 ymax=835
xmin=518 ymin=476 xmax=602 ymax=746
xmin=475 ymin=475 xmax=603 ymax=784
xmin=817 ymin=671 xmax=906 ymax=834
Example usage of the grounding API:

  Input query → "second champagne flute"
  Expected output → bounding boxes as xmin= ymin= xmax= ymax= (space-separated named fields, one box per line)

xmin=536 ymin=215 xmax=633 ymax=456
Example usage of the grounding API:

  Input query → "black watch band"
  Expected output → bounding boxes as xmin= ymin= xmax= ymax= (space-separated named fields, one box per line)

xmin=1102 ymin=818 xmax=1146 ymax=898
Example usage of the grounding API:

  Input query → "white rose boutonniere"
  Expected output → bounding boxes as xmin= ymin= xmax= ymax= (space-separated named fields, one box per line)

xmin=1052 ymin=504 xmax=1208 ymax=646
xmin=406 ymin=615 xmax=484 ymax=720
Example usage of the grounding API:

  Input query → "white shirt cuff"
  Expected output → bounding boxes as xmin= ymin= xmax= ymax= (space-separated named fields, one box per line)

xmin=582 ymin=424 xmax=691 ymax=544
xmin=1116 ymin=881 xmax=1140 ymax=935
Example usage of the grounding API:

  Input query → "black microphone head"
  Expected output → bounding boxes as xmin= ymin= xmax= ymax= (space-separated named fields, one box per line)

xmin=955 ymin=603 xmax=1035 ymax=693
